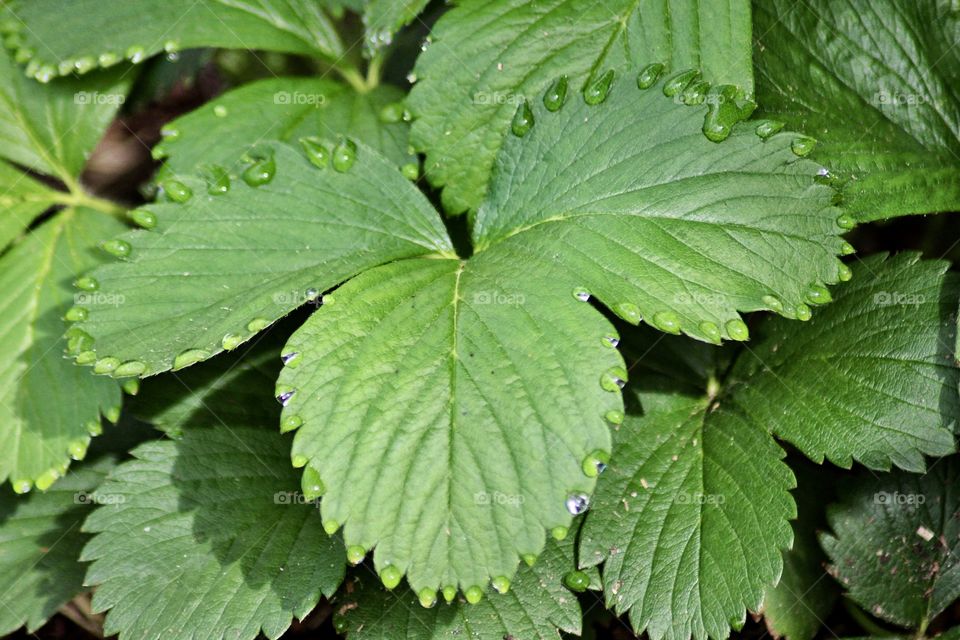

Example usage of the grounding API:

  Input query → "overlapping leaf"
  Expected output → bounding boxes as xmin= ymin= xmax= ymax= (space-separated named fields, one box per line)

xmin=157 ymin=77 xmax=414 ymax=175
xmin=821 ymin=459 xmax=960 ymax=630
xmin=0 ymin=457 xmax=113 ymax=636
xmin=342 ymin=528 xmax=585 ymax=639
xmin=82 ymin=424 xmax=346 ymax=640
xmin=362 ymin=0 xmax=430 ymax=56
xmin=70 ymin=141 xmax=454 ymax=375
xmin=754 ymin=0 xmax=960 ymax=221
xmin=2 ymin=0 xmax=343 ymax=82
xmin=408 ymin=0 xmax=754 ymax=213
xmin=0 ymin=160 xmax=58 ymax=253
xmin=0 ymin=209 xmax=124 ymax=491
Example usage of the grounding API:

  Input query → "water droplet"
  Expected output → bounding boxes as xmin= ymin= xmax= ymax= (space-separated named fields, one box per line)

xmin=242 ymin=154 xmax=276 ymax=186
xmin=636 ymin=62 xmax=665 ymax=89
xmin=172 ymin=349 xmax=209 ymax=371
xmin=74 ymin=275 xmax=99 ymax=291
xmin=807 ymin=284 xmax=831 ymax=305
xmin=65 ymin=306 xmax=88 ymax=322
xmin=302 ymin=466 xmax=325 ymax=500
xmin=406 ymin=71 xmax=418 ymax=83
xmin=614 ymin=302 xmax=641 ymax=323
xmin=790 ymin=136 xmax=816 ymax=157
xmin=491 ymin=576 xmax=511 ymax=594
xmin=86 ymin=420 xmax=103 ymax=436
xmin=379 ymin=101 xmax=404 ymax=123
xmin=126 ymin=45 xmax=146 ymax=63
xmin=68 ymin=437 xmax=90 ymax=461
xmin=566 ymin=492 xmax=590 ymax=515
xmin=332 ymin=614 xmax=348 ymax=634
xmin=332 ymin=139 xmax=357 ymax=172
xmin=93 ymin=357 xmax=121 ymax=375
xmin=522 ymin=553 xmax=537 ymax=567
xmin=582 ymin=450 xmax=610 ymax=477
xmin=795 ymin=303 xmax=812 ymax=321
xmin=725 ymin=319 xmax=749 ymax=341
xmin=275 ymin=385 xmax=296 ymax=406
xmin=247 ymin=318 xmax=270 ymax=332
xmin=11 ymin=479 xmax=31 ymax=494
xmin=14 ymin=48 xmax=32 ymax=64
xmin=122 ymin=378 xmax=140 ymax=396
xmin=838 ymin=262 xmax=853 ymax=282
xmin=682 ymin=80 xmax=710 ymax=105
xmin=543 ymin=75 xmax=568 ymax=111
xmin=36 ymin=66 xmax=54 ymax=83
xmin=213 ymin=105 xmax=228 ymax=118
xmin=464 ymin=586 xmax=484 ymax=604
xmin=652 ymin=311 xmax=681 ymax=334
xmin=755 ymin=120 xmax=784 ymax=139
xmin=57 ymin=59 xmax=74 ymax=75
xmin=762 ymin=295 xmax=784 ymax=314
xmin=35 ymin=468 xmax=61 ymax=491
xmin=419 ymin=587 xmax=437 ymax=608
xmin=160 ymin=126 xmax=181 ymax=142
xmin=840 ymin=241 xmax=856 ymax=255
xmin=442 ymin=585 xmax=457 ymax=603
xmin=511 ymin=100 xmax=534 ymax=137
xmin=662 ymin=69 xmax=700 ymax=97
xmin=163 ymin=40 xmax=179 ymax=54
xmin=76 ymin=351 xmax=97 ymax=365
xmin=551 ymin=526 xmax=568 ymax=541
xmin=702 ymin=85 xmax=741 ymax=143
xmin=280 ymin=414 xmax=303 ymax=433
xmin=221 ymin=333 xmax=243 ymax=351
xmin=299 ymin=137 xmax=329 ymax=169
xmin=100 ymin=238 xmax=131 ymax=258
xmin=584 ymin=69 xmax=615 ymax=105
xmin=380 ymin=565 xmax=402 ymax=590
xmin=346 ymin=545 xmax=366 ymax=565
xmin=114 ymin=360 xmax=147 ymax=377
xmin=836 ymin=214 xmax=856 ymax=229
xmin=323 ymin=519 xmax=339 ymax=535
xmin=698 ymin=321 xmax=721 ymax=344
xmin=292 ymin=454 xmax=308 ymax=469
xmin=572 ymin=287 xmax=590 ymax=302
xmin=204 ymin=165 xmax=231 ymax=195
xmin=65 ymin=328 xmax=94 ymax=354
xmin=162 ymin=180 xmax=193 ymax=203
xmin=600 ymin=367 xmax=627 ymax=392
xmin=605 ymin=409 xmax=624 ymax=425
xmin=401 ymin=162 xmax=419 ymax=180
xmin=602 ymin=334 xmax=619 ymax=349
xmin=127 ymin=209 xmax=157 ymax=229
xmin=563 ymin=570 xmax=590 ymax=592
xmin=281 ymin=351 xmax=301 ymax=368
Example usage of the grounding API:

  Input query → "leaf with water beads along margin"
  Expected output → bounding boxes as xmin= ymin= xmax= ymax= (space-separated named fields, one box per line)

xmin=339 ymin=521 xmax=588 ymax=638
xmin=362 ymin=0 xmax=431 ymax=57
xmin=0 ymin=207 xmax=124 ymax=493
xmin=407 ymin=0 xmax=755 ymax=214
xmin=155 ymin=77 xmax=416 ymax=177
xmin=277 ymin=253 xmax=624 ymax=598
xmin=1 ymin=0 xmax=344 ymax=83
xmin=472 ymin=66 xmax=849 ymax=344
xmin=68 ymin=140 xmax=454 ymax=377
xmin=753 ymin=0 xmax=960 ymax=222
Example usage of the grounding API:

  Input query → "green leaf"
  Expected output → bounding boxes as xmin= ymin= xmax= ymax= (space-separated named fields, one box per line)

xmin=0 ymin=456 xmax=113 ymax=636
xmin=408 ymin=0 xmax=754 ymax=213
xmin=0 ymin=160 xmax=59 ymax=253
xmin=82 ymin=424 xmax=346 ymax=640
xmin=821 ymin=459 xmax=960 ymax=630
xmin=71 ymin=141 xmax=454 ymax=376
xmin=0 ymin=45 xmax=130 ymax=181
xmin=3 ymin=0 xmax=344 ymax=82
xmin=579 ymin=389 xmax=796 ymax=640
xmin=754 ymin=0 xmax=960 ymax=221
xmin=728 ymin=253 xmax=958 ymax=472
xmin=0 ymin=208 xmax=124 ymax=491
xmin=762 ymin=461 xmax=839 ymax=640
xmin=157 ymin=77 xmax=414 ymax=174
xmin=279 ymin=254 xmax=623 ymax=592
xmin=362 ymin=0 xmax=430 ymax=55
xmin=341 ymin=526 xmax=585 ymax=638
xmin=472 ymin=69 xmax=847 ymax=343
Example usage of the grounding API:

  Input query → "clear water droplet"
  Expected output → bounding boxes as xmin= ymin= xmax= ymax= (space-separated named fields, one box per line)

xmin=566 ymin=492 xmax=590 ymax=515
xmin=662 ymin=69 xmax=700 ymax=97
xmin=511 ymin=100 xmax=534 ymax=137
xmin=332 ymin=139 xmax=357 ymax=172
xmin=543 ymin=75 xmax=568 ymax=111
xmin=584 ymin=69 xmax=615 ymax=105
xmin=636 ymin=62 xmax=665 ymax=89
xmin=299 ymin=137 xmax=329 ymax=169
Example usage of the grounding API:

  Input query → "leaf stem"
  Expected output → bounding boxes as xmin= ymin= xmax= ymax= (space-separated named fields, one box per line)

xmin=51 ymin=189 xmax=126 ymax=217
xmin=338 ymin=66 xmax=371 ymax=93
xmin=843 ymin=599 xmax=897 ymax=637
